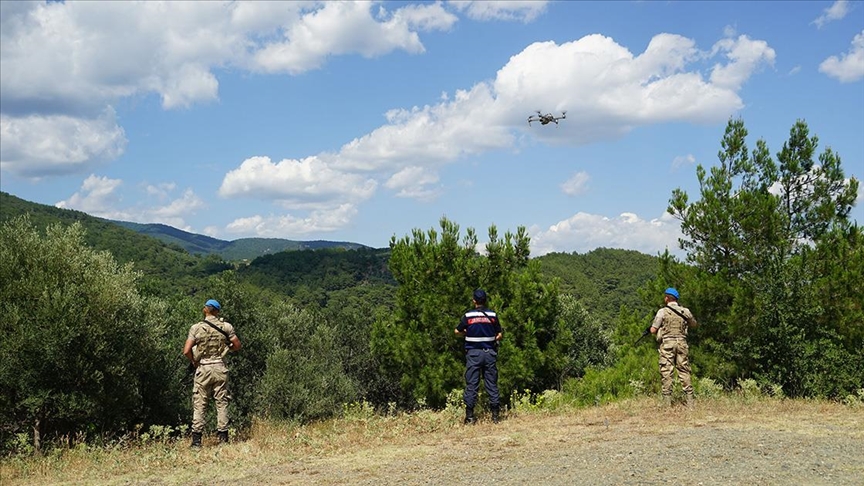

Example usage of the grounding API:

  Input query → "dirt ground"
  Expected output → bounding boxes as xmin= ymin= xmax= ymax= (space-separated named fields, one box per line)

xmin=6 ymin=398 xmax=862 ymax=486
xmin=219 ymin=400 xmax=863 ymax=486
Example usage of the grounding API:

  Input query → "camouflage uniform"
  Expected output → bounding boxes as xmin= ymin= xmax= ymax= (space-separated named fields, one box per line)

xmin=187 ymin=317 xmax=236 ymax=434
xmin=652 ymin=301 xmax=697 ymax=401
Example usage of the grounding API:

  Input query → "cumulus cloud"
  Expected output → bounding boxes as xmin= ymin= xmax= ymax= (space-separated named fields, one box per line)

xmin=225 ymin=204 xmax=357 ymax=236
xmin=0 ymin=1 xmax=458 ymax=178
xmin=813 ymin=1 xmax=850 ymax=29
xmin=561 ymin=171 xmax=590 ymax=196
xmin=709 ymin=35 xmax=776 ymax=90
xmin=218 ymin=155 xmax=377 ymax=208
xmin=253 ymin=2 xmax=457 ymax=73
xmin=56 ymin=174 xmax=204 ymax=230
xmin=819 ymin=30 xmax=864 ymax=83
xmin=0 ymin=108 xmax=126 ymax=178
xmin=385 ymin=166 xmax=443 ymax=201
xmin=220 ymin=31 xmax=775 ymax=236
xmin=529 ymin=211 xmax=683 ymax=257
xmin=447 ymin=1 xmax=548 ymax=23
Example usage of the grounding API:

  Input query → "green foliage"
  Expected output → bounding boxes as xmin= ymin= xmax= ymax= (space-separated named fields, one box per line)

xmin=666 ymin=118 xmax=862 ymax=398
xmin=536 ymin=248 xmax=659 ymax=324
xmin=0 ymin=216 xmax=175 ymax=451
xmin=238 ymin=247 xmax=395 ymax=307
xmin=254 ymin=302 xmax=358 ymax=422
xmin=0 ymin=192 xmax=231 ymax=298
xmin=372 ymin=217 xmax=566 ymax=408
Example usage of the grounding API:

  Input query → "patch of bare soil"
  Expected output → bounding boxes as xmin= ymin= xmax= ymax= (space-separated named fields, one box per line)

xmin=226 ymin=399 xmax=863 ymax=486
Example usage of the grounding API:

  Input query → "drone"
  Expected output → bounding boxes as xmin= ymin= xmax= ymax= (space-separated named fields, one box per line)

xmin=527 ymin=110 xmax=567 ymax=126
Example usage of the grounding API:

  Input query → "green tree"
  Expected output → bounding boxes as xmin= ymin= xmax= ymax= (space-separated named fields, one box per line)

xmin=0 ymin=217 xmax=169 ymax=452
xmin=371 ymin=217 xmax=564 ymax=408
xmin=667 ymin=118 xmax=861 ymax=397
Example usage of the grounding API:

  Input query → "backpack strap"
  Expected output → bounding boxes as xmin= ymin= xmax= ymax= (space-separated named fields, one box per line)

xmin=203 ymin=318 xmax=231 ymax=345
xmin=664 ymin=305 xmax=691 ymax=324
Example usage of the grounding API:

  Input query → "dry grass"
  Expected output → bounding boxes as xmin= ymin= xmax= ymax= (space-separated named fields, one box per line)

xmin=2 ymin=396 xmax=862 ymax=485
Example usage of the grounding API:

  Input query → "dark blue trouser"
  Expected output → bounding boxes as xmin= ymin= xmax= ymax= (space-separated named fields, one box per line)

xmin=464 ymin=348 xmax=499 ymax=409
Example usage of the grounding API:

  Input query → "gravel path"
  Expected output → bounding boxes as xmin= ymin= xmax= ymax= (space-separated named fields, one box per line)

xmin=225 ymin=402 xmax=863 ymax=486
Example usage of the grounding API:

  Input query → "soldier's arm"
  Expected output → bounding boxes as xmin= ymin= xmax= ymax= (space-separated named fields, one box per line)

xmin=229 ymin=335 xmax=242 ymax=351
xmin=650 ymin=309 xmax=664 ymax=334
xmin=183 ymin=337 xmax=197 ymax=365
xmin=688 ymin=312 xmax=699 ymax=329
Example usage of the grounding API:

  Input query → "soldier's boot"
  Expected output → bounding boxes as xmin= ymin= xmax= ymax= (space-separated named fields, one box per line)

xmin=663 ymin=395 xmax=673 ymax=408
xmin=190 ymin=432 xmax=202 ymax=449
xmin=464 ymin=407 xmax=476 ymax=425
xmin=685 ymin=394 xmax=695 ymax=409
xmin=491 ymin=406 xmax=501 ymax=424
xmin=217 ymin=430 xmax=229 ymax=444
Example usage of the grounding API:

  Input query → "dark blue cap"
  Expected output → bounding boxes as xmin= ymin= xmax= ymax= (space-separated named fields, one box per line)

xmin=473 ymin=289 xmax=487 ymax=303
xmin=205 ymin=299 xmax=221 ymax=310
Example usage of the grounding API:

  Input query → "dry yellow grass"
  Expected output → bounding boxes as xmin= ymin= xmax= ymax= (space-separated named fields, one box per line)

xmin=2 ymin=397 xmax=862 ymax=485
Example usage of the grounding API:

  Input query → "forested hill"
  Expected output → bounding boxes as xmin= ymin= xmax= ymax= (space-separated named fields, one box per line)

xmin=0 ymin=191 xmax=661 ymax=313
xmin=115 ymin=220 xmax=367 ymax=260
xmin=0 ymin=192 xmax=367 ymax=261
xmin=0 ymin=191 xmax=227 ymax=295
xmin=535 ymin=248 xmax=660 ymax=322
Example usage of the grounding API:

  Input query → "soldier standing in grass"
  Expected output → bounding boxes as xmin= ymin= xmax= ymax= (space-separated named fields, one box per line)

xmin=455 ymin=289 xmax=503 ymax=424
xmin=183 ymin=299 xmax=242 ymax=447
xmin=651 ymin=288 xmax=698 ymax=407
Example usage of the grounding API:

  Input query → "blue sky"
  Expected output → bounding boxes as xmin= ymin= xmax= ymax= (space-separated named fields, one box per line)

xmin=1 ymin=1 xmax=862 ymax=257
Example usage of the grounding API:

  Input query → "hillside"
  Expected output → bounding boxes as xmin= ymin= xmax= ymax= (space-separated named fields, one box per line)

xmin=116 ymin=220 xmax=369 ymax=260
xmin=535 ymin=248 xmax=660 ymax=322
xmin=0 ymin=191 xmax=225 ymax=296
xmin=1 ymin=192 xmax=368 ymax=261
xmin=1 ymin=191 xmax=663 ymax=309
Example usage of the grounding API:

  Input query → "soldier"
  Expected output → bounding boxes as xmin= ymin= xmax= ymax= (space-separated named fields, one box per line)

xmin=183 ymin=299 xmax=242 ymax=447
xmin=455 ymin=289 xmax=503 ymax=424
xmin=650 ymin=288 xmax=698 ymax=407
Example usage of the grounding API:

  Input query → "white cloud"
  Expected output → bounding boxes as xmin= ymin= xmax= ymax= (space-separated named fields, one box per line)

xmin=253 ymin=2 xmax=457 ymax=73
xmin=55 ymin=174 xmax=125 ymax=215
xmin=709 ymin=35 xmax=776 ymax=90
xmin=561 ymin=171 xmax=590 ymax=196
xmin=529 ymin=211 xmax=683 ymax=257
xmin=385 ymin=166 xmax=443 ymax=201
xmin=225 ymin=204 xmax=357 ymax=237
xmin=788 ymin=65 xmax=802 ymax=76
xmin=813 ymin=1 xmax=850 ymax=29
xmin=0 ymin=1 xmax=457 ymax=178
xmin=447 ymin=1 xmax=548 ymax=23
xmin=819 ymin=30 xmax=864 ymax=83
xmin=218 ymin=155 xmax=377 ymax=208
xmin=55 ymin=175 xmax=204 ymax=230
xmin=672 ymin=154 xmax=696 ymax=171
xmin=219 ymin=31 xmax=775 ymax=234
xmin=0 ymin=108 xmax=126 ymax=178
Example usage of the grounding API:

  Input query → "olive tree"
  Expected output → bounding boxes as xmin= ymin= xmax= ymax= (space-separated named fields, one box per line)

xmin=0 ymin=217 xmax=168 ymax=452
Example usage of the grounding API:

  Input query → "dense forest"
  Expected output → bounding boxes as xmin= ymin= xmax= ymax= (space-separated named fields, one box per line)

xmin=1 ymin=118 xmax=861 ymax=455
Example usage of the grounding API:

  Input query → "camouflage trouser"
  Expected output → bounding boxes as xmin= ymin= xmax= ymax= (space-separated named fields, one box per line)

xmin=192 ymin=362 xmax=231 ymax=433
xmin=658 ymin=337 xmax=693 ymax=397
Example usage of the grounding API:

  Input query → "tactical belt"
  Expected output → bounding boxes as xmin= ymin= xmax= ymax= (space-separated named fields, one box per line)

xmin=199 ymin=358 xmax=225 ymax=365
xmin=465 ymin=336 xmax=496 ymax=342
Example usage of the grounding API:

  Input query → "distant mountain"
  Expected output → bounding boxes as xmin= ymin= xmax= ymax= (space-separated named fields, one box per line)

xmin=113 ymin=221 xmax=368 ymax=260
xmin=0 ymin=192 xmax=370 ymax=262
